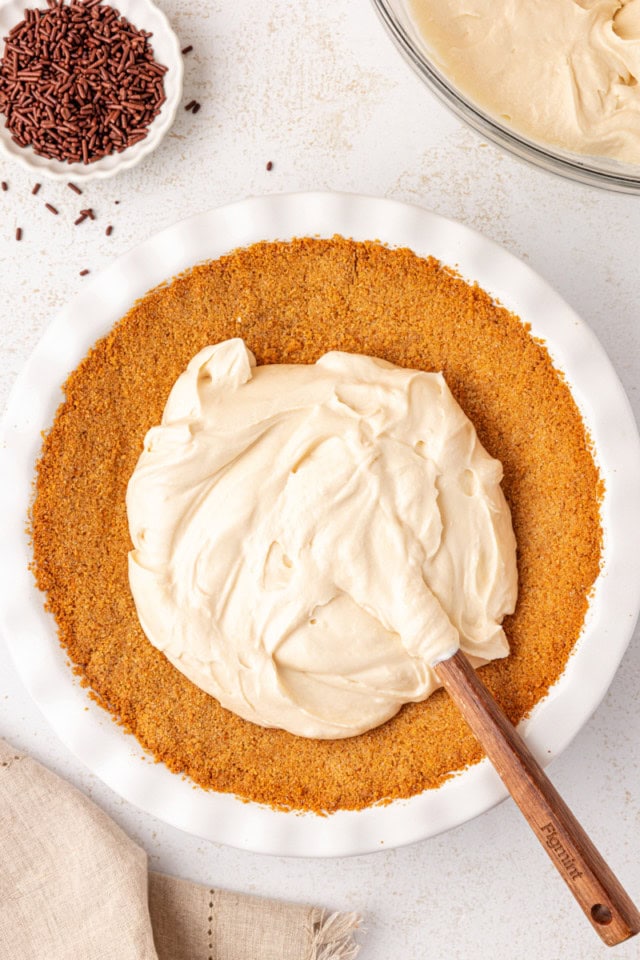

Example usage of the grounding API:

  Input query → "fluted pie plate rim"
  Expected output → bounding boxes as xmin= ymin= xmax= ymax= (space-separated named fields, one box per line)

xmin=1 ymin=192 xmax=639 ymax=856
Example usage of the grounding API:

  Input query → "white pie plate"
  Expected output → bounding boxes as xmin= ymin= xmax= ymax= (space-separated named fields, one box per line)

xmin=1 ymin=192 xmax=639 ymax=857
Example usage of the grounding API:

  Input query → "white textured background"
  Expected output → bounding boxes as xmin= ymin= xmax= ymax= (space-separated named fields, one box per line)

xmin=1 ymin=2 xmax=639 ymax=958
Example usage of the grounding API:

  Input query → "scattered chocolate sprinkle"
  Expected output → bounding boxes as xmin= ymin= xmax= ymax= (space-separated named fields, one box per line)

xmin=15 ymin=227 xmax=22 ymax=241
xmin=31 ymin=182 xmax=41 ymax=195
xmin=1 ymin=180 xmax=7 ymax=191
xmin=0 ymin=1 xmax=168 ymax=165
xmin=191 ymin=102 xmax=201 ymax=115
xmin=114 ymin=200 xmax=120 ymax=204
xmin=181 ymin=45 xmax=193 ymax=55
xmin=185 ymin=99 xmax=196 ymax=111
xmin=79 ymin=268 xmax=89 ymax=276
xmin=45 ymin=202 xmax=58 ymax=215
xmin=80 ymin=207 xmax=95 ymax=221
xmin=68 ymin=182 xmax=83 ymax=195
xmin=266 ymin=160 xmax=273 ymax=171
xmin=74 ymin=213 xmax=87 ymax=226
xmin=106 ymin=224 xmax=113 ymax=236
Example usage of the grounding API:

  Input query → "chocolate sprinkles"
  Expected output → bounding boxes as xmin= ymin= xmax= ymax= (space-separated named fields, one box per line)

xmin=0 ymin=0 xmax=168 ymax=165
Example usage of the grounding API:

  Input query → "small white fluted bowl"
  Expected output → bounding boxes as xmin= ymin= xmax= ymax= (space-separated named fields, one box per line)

xmin=0 ymin=0 xmax=183 ymax=181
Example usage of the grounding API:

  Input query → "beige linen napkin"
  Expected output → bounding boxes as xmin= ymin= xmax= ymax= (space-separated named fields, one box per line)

xmin=0 ymin=738 xmax=361 ymax=960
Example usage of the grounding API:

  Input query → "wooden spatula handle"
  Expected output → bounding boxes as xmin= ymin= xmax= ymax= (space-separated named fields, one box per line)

xmin=434 ymin=650 xmax=640 ymax=947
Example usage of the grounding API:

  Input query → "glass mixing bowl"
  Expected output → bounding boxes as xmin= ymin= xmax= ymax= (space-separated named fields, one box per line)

xmin=372 ymin=0 xmax=640 ymax=194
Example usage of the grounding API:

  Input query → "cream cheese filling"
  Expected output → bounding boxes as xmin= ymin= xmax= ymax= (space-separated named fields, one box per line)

xmin=127 ymin=339 xmax=517 ymax=739
xmin=408 ymin=0 xmax=640 ymax=165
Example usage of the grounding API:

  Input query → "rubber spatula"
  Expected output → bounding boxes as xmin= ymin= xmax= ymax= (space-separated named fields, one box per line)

xmin=432 ymin=649 xmax=640 ymax=947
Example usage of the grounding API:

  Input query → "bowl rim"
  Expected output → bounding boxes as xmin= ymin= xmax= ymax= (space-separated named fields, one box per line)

xmin=1 ymin=190 xmax=639 ymax=857
xmin=370 ymin=0 xmax=640 ymax=194
xmin=0 ymin=0 xmax=183 ymax=181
